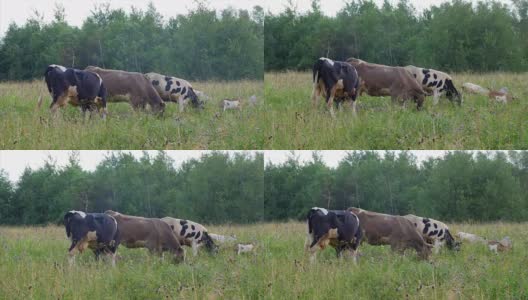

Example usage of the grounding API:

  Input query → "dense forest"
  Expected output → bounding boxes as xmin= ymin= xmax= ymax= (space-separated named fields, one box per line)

xmin=265 ymin=151 xmax=528 ymax=222
xmin=0 ymin=151 xmax=264 ymax=225
xmin=0 ymin=2 xmax=264 ymax=81
xmin=265 ymin=0 xmax=528 ymax=72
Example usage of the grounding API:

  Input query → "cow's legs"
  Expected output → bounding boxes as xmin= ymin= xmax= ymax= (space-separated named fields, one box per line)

xmin=433 ymin=89 xmax=440 ymax=105
xmin=178 ymin=96 xmax=185 ymax=113
xmin=433 ymin=239 xmax=442 ymax=254
xmin=191 ymin=240 xmax=199 ymax=256
xmin=68 ymin=243 xmax=79 ymax=265
xmin=326 ymin=86 xmax=337 ymax=118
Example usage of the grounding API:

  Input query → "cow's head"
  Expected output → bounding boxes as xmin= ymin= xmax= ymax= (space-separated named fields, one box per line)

xmin=201 ymin=232 xmax=219 ymax=254
xmin=188 ymin=88 xmax=204 ymax=109
xmin=445 ymin=229 xmax=462 ymax=251
xmin=63 ymin=210 xmax=88 ymax=243
xmin=45 ymin=66 xmax=71 ymax=112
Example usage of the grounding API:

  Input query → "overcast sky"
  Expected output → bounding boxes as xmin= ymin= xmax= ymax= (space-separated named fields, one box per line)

xmin=1 ymin=0 xmax=515 ymax=36
xmin=0 ymin=150 xmax=256 ymax=183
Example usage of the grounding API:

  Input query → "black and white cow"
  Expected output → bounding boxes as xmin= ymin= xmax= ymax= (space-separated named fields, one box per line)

xmin=305 ymin=207 xmax=362 ymax=263
xmin=405 ymin=66 xmax=461 ymax=105
xmin=403 ymin=214 xmax=460 ymax=253
xmin=44 ymin=65 xmax=108 ymax=118
xmin=311 ymin=57 xmax=360 ymax=117
xmin=144 ymin=72 xmax=204 ymax=112
xmin=63 ymin=210 xmax=119 ymax=265
xmin=161 ymin=217 xmax=218 ymax=256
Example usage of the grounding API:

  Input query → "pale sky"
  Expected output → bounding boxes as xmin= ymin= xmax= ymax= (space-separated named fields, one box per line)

xmin=0 ymin=0 xmax=263 ymax=36
xmin=0 ymin=0 xmax=516 ymax=36
xmin=0 ymin=150 xmax=257 ymax=183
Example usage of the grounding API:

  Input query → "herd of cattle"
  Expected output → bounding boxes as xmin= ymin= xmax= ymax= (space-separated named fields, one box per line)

xmin=64 ymin=207 xmax=512 ymax=266
xmin=64 ymin=210 xmax=245 ymax=266
xmin=42 ymin=64 xmax=256 ymax=118
xmin=306 ymin=207 xmax=513 ymax=263
xmin=311 ymin=57 xmax=516 ymax=116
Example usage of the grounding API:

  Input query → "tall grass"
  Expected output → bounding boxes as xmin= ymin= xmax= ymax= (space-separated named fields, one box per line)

xmin=1 ymin=222 xmax=526 ymax=299
xmin=0 ymin=80 xmax=264 ymax=149
xmin=264 ymin=72 xmax=528 ymax=149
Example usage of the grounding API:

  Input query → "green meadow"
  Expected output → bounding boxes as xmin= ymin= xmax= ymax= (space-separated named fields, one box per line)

xmin=0 ymin=222 xmax=526 ymax=299
xmin=0 ymin=80 xmax=264 ymax=150
xmin=264 ymin=72 xmax=527 ymax=149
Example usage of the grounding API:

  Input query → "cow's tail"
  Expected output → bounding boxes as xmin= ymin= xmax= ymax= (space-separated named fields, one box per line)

xmin=445 ymin=229 xmax=455 ymax=249
xmin=36 ymin=94 xmax=43 ymax=110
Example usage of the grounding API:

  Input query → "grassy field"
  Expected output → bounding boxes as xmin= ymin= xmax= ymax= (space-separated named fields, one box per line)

xmin=0 ymin=80 xmax=264 ymax=149
xmin=264 ymin=72 xmax=528 ymax=149
xmin=1 ymin=222 xmax=526 ymax=299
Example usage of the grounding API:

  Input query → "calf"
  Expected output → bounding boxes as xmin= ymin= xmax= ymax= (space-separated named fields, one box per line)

xmin=63 ymin=210 xmax=119 ymax=266
xmin=85 ymin=66 xmax=165 ymax=114
xmin=403 ymin=214 xmax=460 ymax=253
xmin=221 ymin=99 xmax=242 ymax=111
xmin=347 ymin=58 xmax=426 ymax=110
xmin=488 ymin=237 xmax=512 ymax=254
xmin=161 ymin=217 xmax=218 ymax=256
xmin=348 ymin=207 xmax=431 ymax=260
xmin=455 ymin=232 xmax=487 ymax=244
xmin=105 ymin=210 xmax=184 ymax=263
xmin=237 ymin=243 xmax=255 ymax=255
xmin=311 ymin=57 xmax=360 ymax=116
xmin=44 ymin=65 xmax=108 ymax=118
xmin=144 ymin=72 xmax=203 ymax=112
xmin=405 ymin=66 xmax=461 ymax=105
xmin=462 ymin=83 xmax=515 ymax=103
xmin=305 ymin=207 xmax=362 ymax=263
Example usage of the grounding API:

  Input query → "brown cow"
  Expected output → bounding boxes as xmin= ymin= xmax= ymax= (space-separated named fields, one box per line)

xmin=348 ymin=207 xmax=431 ymax=260
xmin=104 ymin=210 xmax=184 ymax=262
xmin=346 ymin=58 xmax=426 ymax=110
xmin=85 ymin=66 xmax=165 ymax=113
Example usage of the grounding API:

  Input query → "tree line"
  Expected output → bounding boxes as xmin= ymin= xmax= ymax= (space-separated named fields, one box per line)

xmin=265 ymin=151 xmax=528 ymax=222
xmin=0 ymin=151 xmax=264 ymax=225
xmin=0 ymin=2 xmax=264 ymax=81
xmin=265 ymin=0 xmax=528 ymax=72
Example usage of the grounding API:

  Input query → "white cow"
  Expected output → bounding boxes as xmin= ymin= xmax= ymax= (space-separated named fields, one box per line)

xmin=403 ymin=214 xmax=460 ymax=253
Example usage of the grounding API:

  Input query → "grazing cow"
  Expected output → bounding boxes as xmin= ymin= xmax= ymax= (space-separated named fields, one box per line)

xmin=208 ymin=233 xmax=237 ymax=243
xmin=85 ymin=66 xmax=165 ymax=113
xmin=348 ymin=207 xmax=431 ymax=260
xmin=347 ymin=58 xmax=426 ymax=110
xmin=221 ymin=99 xmax=242 ymax=111
xmin=44 ymin=65 xmax=108 ymax=118
xmin=237 ymin=243 xmax=255 ymax=255
xmin=104 ymin=210 xmax=184 ymax=262
xmin=405 ymin=66 xmax=461 ymax=105
xmin=161 ymin=217 xmax=218 ymax=256
xmin=305 ymin=207 xmax=362 ymax=263
xmin=455 ymin=232 xmax=487 ymax=244
xmin=403 ymin=214 xmax=460 ymax=253
xmin=63 ymin=210 xmax=119 ymax=266
xmin=311 ymin=57 xmax=360 ymax=116
xmin=144 ymin=72 xmax=203 ymax=112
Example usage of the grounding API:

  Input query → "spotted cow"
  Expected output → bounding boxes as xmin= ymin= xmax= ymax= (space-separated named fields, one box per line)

xmin=63 ymin=210 xmax=119 ymax=266
xmin=145 ymin=72 xmax=203 ymax=112
xmin=305 ymin=207 xmax=362 ymax=263
xmin=161 ymin=217 xmax=218 ymax=256
xmin=403 ymin=214 xmax=460 ymax=253
xmin=44 ymin=65 xmax=108 ymax=118
xmin=405 ymin=66 xmax=461 ymax=105
xmin=311 ymin=57 xmax=360 ymax=117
